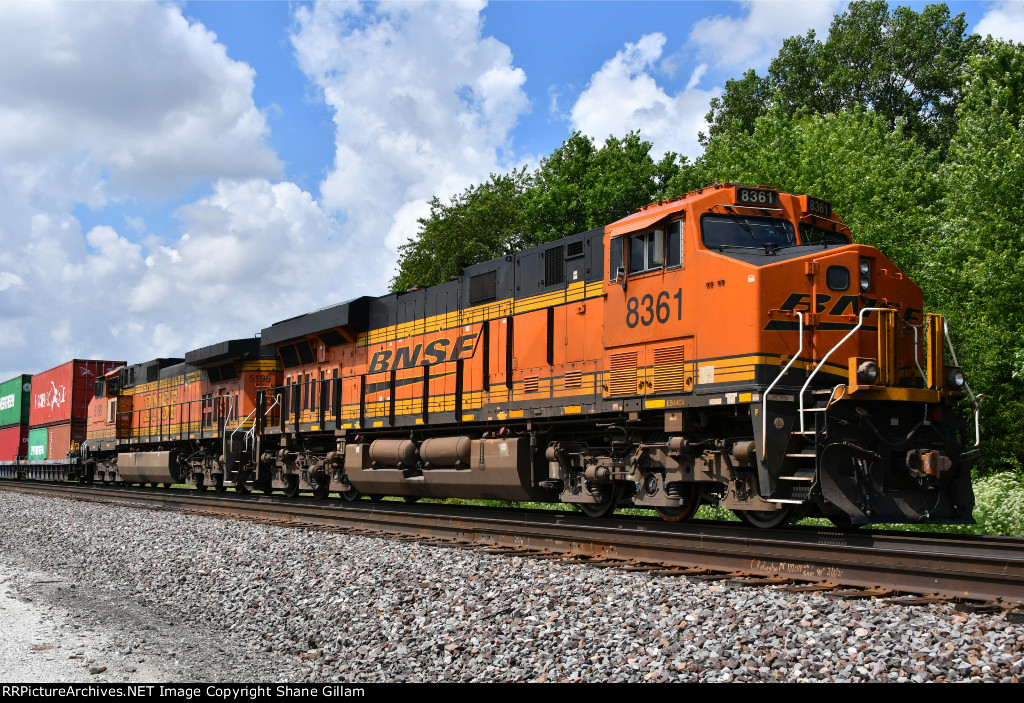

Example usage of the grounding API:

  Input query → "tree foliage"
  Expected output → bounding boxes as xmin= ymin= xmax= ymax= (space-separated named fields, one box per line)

xmin=526 ymin=132 xmax=684 ymax=240
xmin=696 ymin=107 xmax=938 ymax=280
xmin=704 ymin=1 xmax=981 ymax=152
xmin=391 ymin=132 xmax=689 ymax=290
xmin=391 ymin=168 xmax=533 ymax=293
xmin=932 ymin=41 xmax=1024 ymax=470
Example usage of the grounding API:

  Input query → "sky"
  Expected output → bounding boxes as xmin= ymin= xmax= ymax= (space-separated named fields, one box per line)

xmin=1 ymin=0 xmax=1021 ymax=380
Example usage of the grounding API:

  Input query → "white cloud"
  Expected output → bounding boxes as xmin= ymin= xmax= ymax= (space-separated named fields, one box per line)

xmin=686 ymin=64 xmax=708 ymax=91
xmin=0 ymin=1 xmax=279 ymax=203
xmin=0 ymin=2 xmax=287 ymax=378
xmin=569 ymin=33 xmax=719 ymax=160
xmin=976 ymin=1 xmax=1024 ymax=43
xmin=131 ymin=178 xmax=361 ymax=334
xmin=290 ymin=0 xmax=529 ymax=281
xmin=689 ymin=1 xmax=843 ymax=71
xmin=0 ymin=0 xmax=531 ymax=382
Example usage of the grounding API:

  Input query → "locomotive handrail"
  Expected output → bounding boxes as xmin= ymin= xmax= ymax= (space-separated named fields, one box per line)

xmin=911 ymin=324 xmax=927 ymax=385
xmin=943 ymin=320 xmax=981 ymax=449
xmin=248 ymin=394 xmax=282 ymax=452
xmin=230 ymin=395 xmax=266 ymax=453
xmin=798 ymin=307 xmax=883 ymax=436
xmin=761 ymin=311 xmax=804 ymax=461
xmin=230 ymin=405 xmax=257 ymax=438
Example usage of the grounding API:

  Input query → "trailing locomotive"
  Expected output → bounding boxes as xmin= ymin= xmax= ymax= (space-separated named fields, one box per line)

xmin=3 ymin=184 xmax=980 ymax=528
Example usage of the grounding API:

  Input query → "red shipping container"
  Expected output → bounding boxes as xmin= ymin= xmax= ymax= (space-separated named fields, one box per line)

xmin=45 ymin=422 xmax=85 ymax=461
xmin=0 ymin=425 xmax=29 ymax=461
xmin=29 ymin=359 xmax=124 ymax=428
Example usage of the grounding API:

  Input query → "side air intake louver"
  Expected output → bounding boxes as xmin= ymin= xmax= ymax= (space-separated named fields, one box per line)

xmin=469 ymin=270 xmax=497 ymax=305
xmin=543 ymin=246 xmax=564 ymax=287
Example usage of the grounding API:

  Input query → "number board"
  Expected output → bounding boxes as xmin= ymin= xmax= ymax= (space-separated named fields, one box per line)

xmin=805 ymin=196 xmax=832 ymax=217
xmin=735 ymin=187 xmax=779 ymax=207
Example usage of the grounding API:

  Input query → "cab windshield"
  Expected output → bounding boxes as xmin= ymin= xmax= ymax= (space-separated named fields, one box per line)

xmin=701 ymin=214 xmax=796 ymax=250
xmin=800 ymin=223 xmax=850 ymax=245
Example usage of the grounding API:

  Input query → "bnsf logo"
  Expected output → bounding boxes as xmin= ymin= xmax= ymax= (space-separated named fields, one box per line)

xmin=0 ymin=394 xmax=13 ymax=411
xmin=368 ymin=333 xmax=478 ymax=374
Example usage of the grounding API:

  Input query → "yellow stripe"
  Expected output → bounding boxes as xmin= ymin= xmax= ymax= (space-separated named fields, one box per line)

xmin=356 ymin=284 xmax=603 ymax=348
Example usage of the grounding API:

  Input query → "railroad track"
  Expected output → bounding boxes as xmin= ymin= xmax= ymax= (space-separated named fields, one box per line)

xmin=3 ymin=480 xmax=1023 ymax=612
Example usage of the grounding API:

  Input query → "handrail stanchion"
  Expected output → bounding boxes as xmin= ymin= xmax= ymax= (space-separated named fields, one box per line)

xmin=761 ymin=312 xmax=803 ymax=461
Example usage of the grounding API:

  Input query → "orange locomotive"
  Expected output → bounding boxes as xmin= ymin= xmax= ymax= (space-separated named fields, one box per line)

xmin=82 ymin=340 xmax=281 ymax=490
xmin=248 ymin=183 xmax=978 ymax=527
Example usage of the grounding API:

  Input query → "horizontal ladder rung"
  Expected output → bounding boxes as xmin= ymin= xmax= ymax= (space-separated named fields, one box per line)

xmin=767 ymin=498 xmax=807 ymax=504
xmin=778 ymin=475 xmax=815 ymax=482
xmin=785 ymin=452 xmax=816 ymax=458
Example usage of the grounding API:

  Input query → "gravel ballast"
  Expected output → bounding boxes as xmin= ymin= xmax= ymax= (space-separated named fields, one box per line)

xmin=0 ymin=491 xmax=1020 ymax=683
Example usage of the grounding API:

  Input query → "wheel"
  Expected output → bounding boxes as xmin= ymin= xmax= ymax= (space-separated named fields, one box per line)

xmin=402 ymin=496 xmax=421 ymax=504
xmin=194 ymin=475 xmax=206 ymax=492
xmin=367 ymin=494 xmax=385 ymax=502
xmin=576 ymin=483 xmax=621 ymax=518
xmin=339 ymin=487 xmax=361 ymax=502
xmin=162 ymin=482 xmax=172 ymax=489
xmin=282 ymin=475 xmax=300 ymax=499
xmin=312 ymin=475 xmax=330 ymax=500
xmin=214 ymin=475 xmax=227 ymax=493
xmin=735 ymin=506 xmax=795 ymax=529
xmin=656 ymin=484 xmax=701 ymax=523
xmin=235 ymin=480 xmax=251 ymax=496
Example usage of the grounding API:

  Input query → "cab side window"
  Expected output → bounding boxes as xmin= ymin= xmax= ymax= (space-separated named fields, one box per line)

xmin=609 ymin=237 xmax=624 ymax=282
xmin=626 ymin=221 xmax=683 ymax=274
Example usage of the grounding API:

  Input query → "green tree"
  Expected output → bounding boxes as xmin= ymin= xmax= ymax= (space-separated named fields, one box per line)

xmin=391 ymin=168 xmax=533 ymax=291
xmin=525 ymin=131 xmax=684 ymax=239
xmin=696 ymin=106 xmax=938 ymax=279
xmin=392 ymin=131 xmax=693 ymax=291
xmin=705 ymin=1 xmax=981 ymax=153
xmin=933 ymin=41 xmax=1024 ymax=471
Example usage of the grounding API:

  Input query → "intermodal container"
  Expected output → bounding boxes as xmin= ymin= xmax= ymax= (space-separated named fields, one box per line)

xmin=0 ymin=425 xmax=29 ymax=461
xmin=45 ymin=422 xmax=83 ymax=461
xmin=0 ymin=375 xmax=31 ymax=428
xmin=28 ymin=427 xmax=48 ymax=461
xmin=29 ymin=360 xmax=124 ymax=428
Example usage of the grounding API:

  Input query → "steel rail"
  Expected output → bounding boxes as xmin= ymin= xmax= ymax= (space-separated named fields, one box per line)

xmin=3 ymin=481 xmax=1022 ymax=606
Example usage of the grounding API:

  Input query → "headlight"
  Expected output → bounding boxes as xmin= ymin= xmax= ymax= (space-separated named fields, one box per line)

xmin=859 ymin=259 xmax=870 ymax=274
xmin=857 ymin=360 xmax=880 ymax=384
xmin=946 ymin=367 xmax=965 ymax=389
xmin=860 ymin=275 xmax=870 ymax=291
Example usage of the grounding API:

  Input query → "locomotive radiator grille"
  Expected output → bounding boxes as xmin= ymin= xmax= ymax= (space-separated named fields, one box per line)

xmin=608 ymin=352 xmax=638 ymax=396
xmin=564 ymin=370 xmax=582 ymax=390
xmin=653 ymin=346 xmax=686 ymax=394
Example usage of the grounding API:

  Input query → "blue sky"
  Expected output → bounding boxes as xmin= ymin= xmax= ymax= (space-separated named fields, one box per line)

xmin=0 ymin=1 xmax=1019 ymax=380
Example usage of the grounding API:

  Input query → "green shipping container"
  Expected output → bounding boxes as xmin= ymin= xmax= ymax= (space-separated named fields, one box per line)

xmin=28 ymin=427 xmax=47 ymax=461
xmin=0 ymin=374 xmax=31 ymax=428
